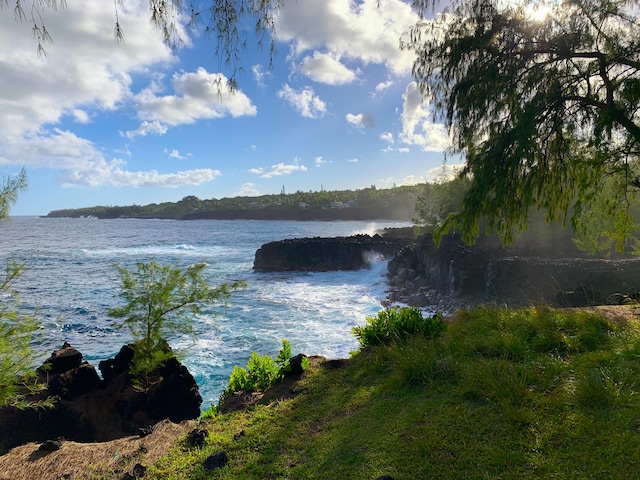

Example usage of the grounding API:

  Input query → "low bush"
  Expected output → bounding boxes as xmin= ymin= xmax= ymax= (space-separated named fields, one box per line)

xmin=352 ymin=306 xmax=447 ymax=348
xmin=222 ymin=339 xmax=304 ymax=399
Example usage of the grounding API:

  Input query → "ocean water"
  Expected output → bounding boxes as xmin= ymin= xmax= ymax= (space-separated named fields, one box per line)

xmin=1 ymin=216 xmax=410 ymax=408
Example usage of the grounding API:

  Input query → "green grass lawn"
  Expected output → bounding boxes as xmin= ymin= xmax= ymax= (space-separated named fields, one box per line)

xmin=147 ymin=306 xmax=640 ymax=479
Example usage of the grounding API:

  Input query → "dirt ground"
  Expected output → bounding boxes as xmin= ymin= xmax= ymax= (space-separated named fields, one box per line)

xmin=0 ymin=419 xmax=197 ymax=480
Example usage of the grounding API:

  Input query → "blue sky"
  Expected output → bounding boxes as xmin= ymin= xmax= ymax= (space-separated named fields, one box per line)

xmin=0 ymin=0 xmax=460 ymax=216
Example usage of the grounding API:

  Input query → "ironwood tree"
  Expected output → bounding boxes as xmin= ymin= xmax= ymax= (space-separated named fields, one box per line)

xmin=404 ymin=0 xmax=640 ymax=247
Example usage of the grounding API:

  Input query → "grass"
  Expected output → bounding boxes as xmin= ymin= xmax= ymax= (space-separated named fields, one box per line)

xmin=4 ymin=305 xmax=640 ymax=479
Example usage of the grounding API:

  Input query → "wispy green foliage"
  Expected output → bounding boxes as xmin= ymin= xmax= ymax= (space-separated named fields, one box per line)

xmin=0 ymin=169 xmax=51 ymax=409
xmin=404 ymin=0 xmax=640 ymax=247
xmin=108 ymin=260 xmax=245 ymax=388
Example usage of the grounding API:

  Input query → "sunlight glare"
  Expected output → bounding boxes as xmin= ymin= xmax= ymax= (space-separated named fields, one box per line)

xmin=526 ymin=3 xmax=552 ymax=22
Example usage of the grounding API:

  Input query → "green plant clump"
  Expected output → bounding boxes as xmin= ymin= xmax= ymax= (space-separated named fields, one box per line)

xmin=223 ymin=339 xmax=299 ymax=397
xmin=352 ymin=306 xmax=447 ymax=348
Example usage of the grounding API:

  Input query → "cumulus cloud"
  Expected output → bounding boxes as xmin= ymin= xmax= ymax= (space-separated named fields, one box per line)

xmin=278 ymin=84 xmax=327 ymax=118
xmin=250 ymin=158 xmax=308 ymax=178
xmin=72 ymin=109 xmax=91 ymax=124
xmin=237 ymin=182 xmax=260 ymax=196
xmin=399 ymin=82 xmax=451 ymax=152
xmin=277 ymin=0 xmax=418 ymax=76
xmin=124 ymin=120 xmax=168 ymax=139
xmin=347 ymin=158 xmax=359 ymax=163
xmin=0 ymin=1 xmax=222 ymax=189
xmin=427 ymin=163 xmax=465 ymax=182
xmin=375 ymin=80 xmax=395 ymax=94
xmin=0 ymin=0 xmax=174 ymax=142
xmin=129 ymin=67 xmax=257 ymax=133
xmin=346 ymin=112 xmax=375 ymax=129
xmin=298 ymin=51 xmax=358 ymax=85
xmin=315 ymin=156 xmax=329 ymax=167
xmin=164 ymin=148 xmax=191 ymax=160
xmin=380 ymin=131 xmax=394 ymax=144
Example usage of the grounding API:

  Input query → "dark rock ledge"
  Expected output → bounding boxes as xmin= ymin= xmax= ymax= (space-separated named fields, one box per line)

xmin=253 ymin=231 xmax=640 ymax=311
xmin=253 ymin=234 xmax=412 ymax=272
xmin=0 ymin=342 xmax=202 ymax=455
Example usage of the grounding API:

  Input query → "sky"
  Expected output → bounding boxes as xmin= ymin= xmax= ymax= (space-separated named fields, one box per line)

xmin=0 ymin=0 xmax=460 ymax=216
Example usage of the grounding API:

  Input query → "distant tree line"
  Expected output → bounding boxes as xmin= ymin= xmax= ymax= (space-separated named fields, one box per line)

xmin=45 ymin=185 xmax=426 ymax=220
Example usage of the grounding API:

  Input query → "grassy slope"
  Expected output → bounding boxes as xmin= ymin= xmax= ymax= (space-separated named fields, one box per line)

xmin=3 ymin=305 xmax=640 ymax=479
xmin=147 ymin=306 xmax=640 ymax=480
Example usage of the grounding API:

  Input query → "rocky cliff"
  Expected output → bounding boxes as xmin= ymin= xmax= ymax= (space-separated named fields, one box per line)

xmin=253 ymin=234 xmax=412 ymax=272
xmin=386 ymin=234 xmax=640 ymax=309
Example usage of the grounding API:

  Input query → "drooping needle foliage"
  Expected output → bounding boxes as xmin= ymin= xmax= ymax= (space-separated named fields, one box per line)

xmin=404 ymin=0 xmax=640 ymax=247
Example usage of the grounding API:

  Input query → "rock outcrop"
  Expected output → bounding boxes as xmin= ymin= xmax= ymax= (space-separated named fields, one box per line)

xmin=253 ymin=234 xmax=411 ymax=272
xmin=386 ymin=234 xmax=640 ymax=309
xmin=0 ymin=342 xmax=202 ymax=455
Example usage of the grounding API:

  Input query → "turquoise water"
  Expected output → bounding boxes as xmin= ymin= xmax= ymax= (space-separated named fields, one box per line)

xmin=2 ymin=217 xmax=409 ymax=407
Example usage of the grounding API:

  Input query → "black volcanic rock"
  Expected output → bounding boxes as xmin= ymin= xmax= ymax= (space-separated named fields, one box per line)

xmin=385 ymin=233 xmax=640 ymax=309
xmin=253 ymin=234 xmax=410 ymax=272
xmin=0 ymin=342 xmax=202 ymax=454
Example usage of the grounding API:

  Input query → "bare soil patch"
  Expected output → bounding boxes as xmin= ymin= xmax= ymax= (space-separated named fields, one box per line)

xmin=0 ymin=419 xmax=196 ymax=480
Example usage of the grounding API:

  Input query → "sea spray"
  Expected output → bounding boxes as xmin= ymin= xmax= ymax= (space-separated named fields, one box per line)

xmin=3 ymin=217 xmax=409 ymax=407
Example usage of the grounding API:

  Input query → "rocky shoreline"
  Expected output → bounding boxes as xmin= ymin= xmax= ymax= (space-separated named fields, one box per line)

xmin=254 ymin=230 xmax=640 ymax=312
xmin=0 ymin=342 xmax=202 ymax=455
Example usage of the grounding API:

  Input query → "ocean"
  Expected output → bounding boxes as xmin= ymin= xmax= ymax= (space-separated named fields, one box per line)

xmin=1 ymin=216 xmax=410 ymax=408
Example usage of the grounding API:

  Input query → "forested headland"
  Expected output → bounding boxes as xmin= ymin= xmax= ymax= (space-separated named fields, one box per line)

xmin=44 ymin=184 xmax=423 ymax=221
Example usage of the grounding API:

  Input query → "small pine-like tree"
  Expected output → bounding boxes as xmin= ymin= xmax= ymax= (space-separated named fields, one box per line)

xmin=108 ymin=260 xmax=244 ymax=389
xmin=0 ymin=169 xmax=51 ymax=409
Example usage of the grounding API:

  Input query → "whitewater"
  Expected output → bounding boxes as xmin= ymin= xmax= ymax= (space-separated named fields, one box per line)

xmin=1 ymin=217 xmax=410 ymax=408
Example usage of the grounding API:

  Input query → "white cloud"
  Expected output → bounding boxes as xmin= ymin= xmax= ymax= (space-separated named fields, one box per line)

xmin=347 ymin=158 xmax=359 ymax=163
xmin=0 ymin=0 xmax=174 ymax=142
xmin=237 ymin=182 xmax=260 ymax=196
xmin=277 ymin=0 xmax=418 ymax=77
xmin=298 ymin=51 xmax=358 ymax=85
xmin=0 ymin=1 xmax=223 ymax=189
xmin=252 ymin=64 xmax=268 ymax=87
xmin=427 ymin=163 xmax=465 ymax=181
xmin=315 ymin=156 xmax=328 ymax=167
xmin=0 ymin=127 xmax=219 ymax=188
xmin=132 ymin=67 xmax=257 ymax=129
xmin=399 ymin=82 xmax=451 ymax=152
xmin=59 ymin=161 xmax=220 ymax=188
xmin=164 ymin=148 xmax=191 ymax=160
xmin=380 ymin=131 xmax=394 ymax=144
xmin=278 ymin=84 xmax=327 ymax=118
xmin=72 ymin=109 xmax=91 ymax=124
xmin=346 ymin=112 xmax=375 ymax=129
xmin=124 ymin=120 xmax=168 ymax=139
xmin=250 ymin=159 xmax=309 ymax=178
xmin=375 ymin=80 xmax=394 ymax=94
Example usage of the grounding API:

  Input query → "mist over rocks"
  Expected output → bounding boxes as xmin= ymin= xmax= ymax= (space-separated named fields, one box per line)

xmin=386 ymin=233 xmax=640 ymax=310
xmin=253 ymin=228 xmax=640 ymax=309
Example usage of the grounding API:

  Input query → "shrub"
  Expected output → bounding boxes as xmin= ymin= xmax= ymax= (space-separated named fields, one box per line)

xmin=352 ymin=306 xmax=447 ymax=348
xmin=222 ymin=339 xmax=302 ymax=399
